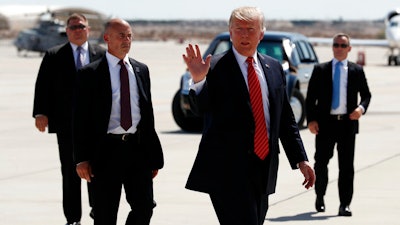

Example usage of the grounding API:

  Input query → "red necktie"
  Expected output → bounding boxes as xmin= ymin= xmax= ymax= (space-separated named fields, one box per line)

xmin=119 ymin=60 xmax=132 ymax=131
xmin=247 ymin=57 xmax=269 ymax=160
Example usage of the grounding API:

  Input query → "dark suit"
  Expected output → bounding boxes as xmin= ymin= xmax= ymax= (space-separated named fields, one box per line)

xmin=73 ymin=56 xmax=164 ymax=225
xmin=186 ymin=49 xmax=309 ymax=225
xmin=306 ymin=60 xmax=371 ymax=206
xmin=32 ymin=42 xmax=105 ymax=223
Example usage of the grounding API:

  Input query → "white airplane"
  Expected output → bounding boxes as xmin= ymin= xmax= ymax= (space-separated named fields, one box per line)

xmin=385 ymin=9 xmax=400 ymax=65
xmin=310 ymin=9 xmax=400 ymax=66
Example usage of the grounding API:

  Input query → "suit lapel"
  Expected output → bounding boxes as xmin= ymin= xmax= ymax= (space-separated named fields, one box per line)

xmin=60 ymin=43 xmax=76 ymax=71
xmin=346 ymin=62 xmax=357 ymax=110
xmin=88 ymin=44 xmax=104 ymax=63
xmin=257 ymin=53 xmax=271 ymax=90
xmin=226 ymin=50 xmax=249 ymax=97
xmin=88 ymin=44 xmax=96 ymax=63
xmin=224 ymin=50 xmax=253 ymax=117
xmin=325 ymin=61 xmax=334 ymax=101
xmin=129 ymin=58 xmax=148 ymax=102
xmin=96 ymin=57 xmax=113 ymax=116
xmin=258 ymin=53 xmax=277 ymax=107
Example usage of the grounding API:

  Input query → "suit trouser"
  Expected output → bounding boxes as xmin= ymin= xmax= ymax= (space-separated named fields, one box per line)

xmin=93 ymin=135 xmax=154 ymax=225
xmin=314 ymin=120 xmax=356 ymax=206
xmin=57 ymin=132 xmax=93 ymax=223
xmin=209 ymin=155 xmax=270 ymax=225
xmin=210 ymin=192 xmax=269 ymax=225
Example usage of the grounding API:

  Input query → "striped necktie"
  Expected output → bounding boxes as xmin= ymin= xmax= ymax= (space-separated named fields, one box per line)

xmin=247 ymin=57 xmax=269 ymax=160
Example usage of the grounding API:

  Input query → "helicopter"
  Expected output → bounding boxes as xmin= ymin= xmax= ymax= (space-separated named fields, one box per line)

xmin=13 ymin=15 xmax=68 ymax=56
xmin=12 ymin=6 xmax=108 ymax=56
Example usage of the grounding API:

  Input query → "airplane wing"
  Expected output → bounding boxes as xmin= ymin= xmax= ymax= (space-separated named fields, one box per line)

xmin=309 ymin=37 xmax=389 ymax=47
xmin=309 ymin=36 xmax=400 ymax=66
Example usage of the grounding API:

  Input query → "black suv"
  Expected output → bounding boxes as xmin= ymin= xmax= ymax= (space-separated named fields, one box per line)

xmin=172 ymin=31 xmax=319 ymax=131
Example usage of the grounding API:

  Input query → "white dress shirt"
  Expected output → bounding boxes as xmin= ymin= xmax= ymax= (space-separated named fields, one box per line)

xmin=106 ymin=52 xmax=141 ymax=134
xmin=331 ymin=59 xmax=348 ymax=115
xmin=190 ymin=47 xmax=270 ymax=132
xmin=70 ymin=42 xmax=89 ymax=67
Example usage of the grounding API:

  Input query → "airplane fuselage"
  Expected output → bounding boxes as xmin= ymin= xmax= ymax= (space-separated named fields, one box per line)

xmin=385 ymin=9 xmax=400 ymax=65
xmin=386 ymin=12 xmax=400 ymax=49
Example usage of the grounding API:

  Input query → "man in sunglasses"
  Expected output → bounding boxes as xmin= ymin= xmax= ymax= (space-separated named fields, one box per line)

xmin=33 ymin=13 xmax=106 ymax=225
xmin=306 ymin=33 xmax=371 ymax=217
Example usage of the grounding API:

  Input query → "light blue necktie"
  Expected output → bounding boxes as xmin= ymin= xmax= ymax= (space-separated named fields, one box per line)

xmin=76 ymin=46 xmax=83 ymax=70
xmin=332 ymin=61 xmax=342 ymax=109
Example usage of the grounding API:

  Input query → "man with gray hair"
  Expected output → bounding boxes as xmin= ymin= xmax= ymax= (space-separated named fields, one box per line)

xmin=182 ymin=6 xmax=315 ymax=225
xmin=306 ymin=33 xmax=371 ymax=217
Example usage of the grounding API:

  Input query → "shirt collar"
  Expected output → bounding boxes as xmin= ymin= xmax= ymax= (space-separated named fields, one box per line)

xmin=333 ymin=58 xmax=348 ymax=67
xmin=232 ymin=47 xmax=258 ymax=66
xmin=70 ymin=42 xmax=88 ymax=52
xmin=106 ymin=52 xmax=129 ymax=68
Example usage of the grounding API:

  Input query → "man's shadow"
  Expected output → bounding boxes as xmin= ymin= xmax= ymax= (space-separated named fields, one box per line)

xmin=267 ymin=211 xmax=336 ymax=222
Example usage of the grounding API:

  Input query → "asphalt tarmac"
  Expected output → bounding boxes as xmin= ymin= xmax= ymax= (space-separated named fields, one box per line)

xmin=0 ymin=39 xmax=399 ymax=225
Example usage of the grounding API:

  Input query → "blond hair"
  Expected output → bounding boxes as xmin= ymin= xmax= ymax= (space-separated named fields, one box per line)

xmin=229 ymin=6 xmax=265 ymax=31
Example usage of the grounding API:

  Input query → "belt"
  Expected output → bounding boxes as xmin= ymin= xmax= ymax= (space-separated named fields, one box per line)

xmin=107 ymin=133 xmax=137 ymax=142
xmin=330 ymin=114 xmax=348 ymax=121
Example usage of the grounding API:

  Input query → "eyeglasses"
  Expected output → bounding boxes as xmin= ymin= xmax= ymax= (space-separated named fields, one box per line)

xmin=68 ymin=24 xmax=87 ymax=31
xmin=333 ymin=43 xmax=349 ymax=48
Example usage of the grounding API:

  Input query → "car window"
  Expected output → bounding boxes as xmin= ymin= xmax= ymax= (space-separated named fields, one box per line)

xmin=258 ymin=41 xmax=284 ymax=63
xmin=290 ymin=46 xmax=301 ymax=66
xmin=214 ymin=40 xmax=231 ymax=55
xmin=296 ymin=41 xmax=318 ymax=63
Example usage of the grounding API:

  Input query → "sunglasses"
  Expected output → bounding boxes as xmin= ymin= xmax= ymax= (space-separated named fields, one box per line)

xmin=68 ymin=24 xmax=87 ymax=31
xmin=333 ymin=43 xmax=349 ymax=48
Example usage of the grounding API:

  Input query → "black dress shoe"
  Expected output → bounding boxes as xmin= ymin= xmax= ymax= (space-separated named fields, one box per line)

xmin=315 ymin=198 xmax=325 ymax=212
xmin=338 ymin=205 xmax=352 ymax=216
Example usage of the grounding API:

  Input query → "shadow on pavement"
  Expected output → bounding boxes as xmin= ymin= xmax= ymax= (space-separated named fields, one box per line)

xmin=267 ymin=211 xmax=337 ymax=222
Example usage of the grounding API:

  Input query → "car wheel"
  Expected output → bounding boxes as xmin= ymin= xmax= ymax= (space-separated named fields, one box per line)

xmin=172 ymin=90 xmax=203 ymax=132
xmin=290 ymin=89 xmax=306 ymax=128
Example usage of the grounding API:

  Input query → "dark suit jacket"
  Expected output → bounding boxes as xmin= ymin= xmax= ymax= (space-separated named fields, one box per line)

xmin=186 ymin=49 xmax=308 ymax=195
xmin=73 ymin=56 xmax=164 ymax=170
xmin=33 ymin=42 xmax=106 ymax=133
xmin=306 ymin=60 xmax=372 ymax=134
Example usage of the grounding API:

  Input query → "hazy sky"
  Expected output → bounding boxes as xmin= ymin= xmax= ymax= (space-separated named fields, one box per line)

xmin=1 ymin=0 xmax=399 ymax=20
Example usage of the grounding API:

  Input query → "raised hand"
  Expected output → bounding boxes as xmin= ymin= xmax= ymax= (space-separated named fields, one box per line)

xmin=182 ymin=44 xmax=212 ymax=83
